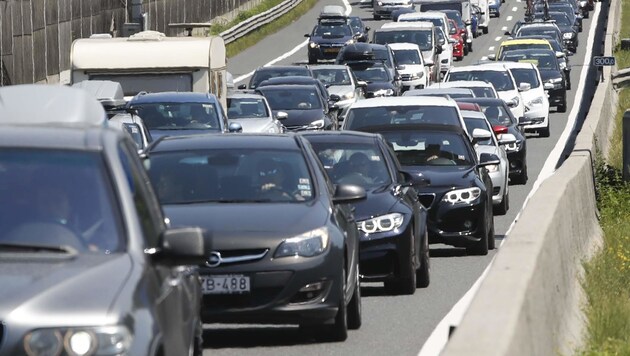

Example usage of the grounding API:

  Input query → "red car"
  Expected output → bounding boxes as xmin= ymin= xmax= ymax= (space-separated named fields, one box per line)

xmin=448 ymin=19 xmax=465 ymax=61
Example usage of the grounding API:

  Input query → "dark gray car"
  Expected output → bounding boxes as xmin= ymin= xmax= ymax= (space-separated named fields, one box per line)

xmin=0 ymin=85 xmax=209 ymax=356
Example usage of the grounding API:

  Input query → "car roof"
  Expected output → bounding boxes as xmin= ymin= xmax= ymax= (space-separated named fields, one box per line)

xmin=129 ymin=91 xmax=219 ymax=104
xmin=150 ymin=133 xmax=302 ymax=152
xmin=228 ymin=93 xmax=267 ymax=100
xmin=71 ymin=80 xmax=126 ymax=107
xmin=0 ymin=125 xmax=122 ymax=150
xmin=0 ymin=84 xmax=107 ymax=128
xmin=448 ymin=63 xmax=508 ymax=72
xmin=256 ymin=84 xmax=320 ymax=92
xmin=320 ymin=5 xmax=346 ymax=18
xmin=310 ymin=64 xmax=350 ymax=70
xmin=431 ymin=81 xmax=494 ymax=89
xmin=350 ymin=96 xmax=457 ymax=108
xmin=457 ymin=97 xmax=505 ymax=105
xmin=500 ymin=38 xmax=551 ymax=46
xmin=387 ymin=42 xmax=421 ymax=50
xmin=254 ymin=65 xmax=310 ymax=72
xmin=496 ymin=61 xmax=537 ymax=69
xmin=300 ymin=130 xmax=381 ymax=143
xmin=405 ymin=88 xmax=474 ymax=95
xmin=501 ymin=48 xmax=556 ymax=56
xmin=398 ymin=11 xmax=447 ymax=20
xmin=379 ymin=22 xmax=434 ymax=30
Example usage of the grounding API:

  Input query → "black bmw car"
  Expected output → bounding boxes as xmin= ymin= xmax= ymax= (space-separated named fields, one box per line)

xmin=457 ymin=97 xmax=529 ymax=184
xmin=362 ymin=124 xmax=497 ymax=255
xmin=302 ymin=131 xmax=430 ymax=294
xmin=146 ymin=133 xmax=365 ymax=341
xmin=500 ymin=49 xmax=568 ymax=112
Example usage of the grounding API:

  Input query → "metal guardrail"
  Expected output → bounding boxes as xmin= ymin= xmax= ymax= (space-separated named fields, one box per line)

xmin=219 ymin=0 xmax=304 ymax=44
xmin=612 ymin=67 xmax=630 ymax=89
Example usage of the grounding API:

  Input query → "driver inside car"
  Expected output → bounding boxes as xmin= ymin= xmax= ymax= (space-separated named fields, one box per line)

xmin=257 ymin=159 xmax=304 ymax=201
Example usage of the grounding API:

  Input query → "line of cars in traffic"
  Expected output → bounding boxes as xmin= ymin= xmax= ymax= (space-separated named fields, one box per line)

xmin=0 ymin=0 xmax=593 ymax=352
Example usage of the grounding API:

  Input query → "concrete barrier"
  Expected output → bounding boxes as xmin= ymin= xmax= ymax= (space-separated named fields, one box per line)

xmin=441 ymin=0 xmax=620 ymax=353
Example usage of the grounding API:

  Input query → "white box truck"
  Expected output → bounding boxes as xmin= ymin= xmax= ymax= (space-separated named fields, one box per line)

xmin=71 ymin=31 xmax=228 ymax=107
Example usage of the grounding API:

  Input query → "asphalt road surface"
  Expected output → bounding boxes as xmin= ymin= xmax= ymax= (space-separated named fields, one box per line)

xmin=202 ymin=0 xmax=596 ymax=354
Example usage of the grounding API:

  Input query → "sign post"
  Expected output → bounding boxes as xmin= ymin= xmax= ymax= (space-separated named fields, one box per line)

xmin=593 ymin=56 xmax=615 ymax=82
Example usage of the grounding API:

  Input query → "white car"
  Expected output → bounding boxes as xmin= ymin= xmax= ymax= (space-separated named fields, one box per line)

xmin=435 ymin=27 xmax=455 ymax=77
xmin=444 ymin=63 xmax=527 ymax=119
xmin=310 ymin=64 xmax=366 ymax=111
xmin=341 ymin=96 xmax=468 ymax=136
xmin=429 ymin=80 xmax=499 ymax=98
xmin=461 ymin=110 xmax=513 ymax=214
xmin=373 ymin=0 xmax=413 ymax=20
xmin=388 ymin=43 xmax=430 ymax=91
xmin=226 ymin=93 xmax=286 ymax=133
xmin=500 ymin=61 xmax=550 ymax=137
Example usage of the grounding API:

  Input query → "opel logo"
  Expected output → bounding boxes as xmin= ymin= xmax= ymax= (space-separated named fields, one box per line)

xmin=206 ymin=251 xmax=222 ymax=268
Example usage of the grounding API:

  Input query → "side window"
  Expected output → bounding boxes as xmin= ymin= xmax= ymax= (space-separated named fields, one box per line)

xmin=118 ymin=141 xmax=165 ymax=248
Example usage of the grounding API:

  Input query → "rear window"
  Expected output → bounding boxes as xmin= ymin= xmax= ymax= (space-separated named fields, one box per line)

xmin=250 ymin=68 xmax=310 ymax=88
xmin=447 ymin=70 xmax=515 ymax=91
xmin=344 ymin=105 xmax=461 ymax=130
xmin=373 ymin=30 xmax=433 ymax=51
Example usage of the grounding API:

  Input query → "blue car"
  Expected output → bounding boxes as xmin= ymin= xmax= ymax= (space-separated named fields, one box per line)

xmin=128 ymin=92 xmax=232 ymax=140
xmin=488 ymin=0 xmax=501 ymax=17
xmin=306 ymin=22 xmax=356 ymax=64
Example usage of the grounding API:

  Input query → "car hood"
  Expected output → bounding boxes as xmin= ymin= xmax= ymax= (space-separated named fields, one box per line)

xmin=271 ymin=109 xmax=324 ymax=127
xmin=539 ymin=69 xmax=563 ymax=81
xmin=0 ymin=254 xmax=131 ymax=326
xmin=311 ymin=35 xmax=353 ymax=43
xmin=397 ymin=64 xmax=425 ymax=75
xmin=351 ymin=186 xmax=399 ymax=221
xmin=229 ymin=118 xmax=276 ymax=133
xmin=164 ymin=202 xmax=328 ymax=250
xmin=327 ymin=85 xmax=355 ymax=97
xmin=150 ymin=128 xmax=223 ymax=141
xmin=402 ymin=165 xmax=477 ymax=192
xmin=365 ymin=81 xmax=395 ymax=93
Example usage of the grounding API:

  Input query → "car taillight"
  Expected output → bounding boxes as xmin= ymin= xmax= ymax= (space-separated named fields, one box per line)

xmin=493 ymin=125 xmax=509 ymax=135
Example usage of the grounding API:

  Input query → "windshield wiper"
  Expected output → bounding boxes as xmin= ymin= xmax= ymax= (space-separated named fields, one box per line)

xmin=215 ymin=199 xmax=274 ymax=203
xmin=0 ymin=242 xmax=75 ymax=254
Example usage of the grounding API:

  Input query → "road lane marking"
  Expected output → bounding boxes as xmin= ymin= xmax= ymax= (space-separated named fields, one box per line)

xmin=501 ymin=26 xmax=508 ymax=31
xmin=234 ymin=0 xmax=352 ymax=83
xmin=512 ymin=6 xmax=518 ymax=11
xmin=506 ymin=15 xmax=513 ymax=21
xmin=417 ymin=3 xmax=602 ymax=356
xmin=495 ymin=36 xmax=502 ymax=41
xmin=488 ymin=46 xmax=495 ymax=51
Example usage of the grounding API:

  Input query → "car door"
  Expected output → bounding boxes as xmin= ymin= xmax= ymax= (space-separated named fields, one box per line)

xmin=118 ymin=141 xmax=199 ymax=355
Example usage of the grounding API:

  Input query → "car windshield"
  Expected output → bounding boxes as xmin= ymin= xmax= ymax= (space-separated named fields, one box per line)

xmin=0 ymin=150 xmax=124 ymax=253
xmin=351 ymin=66 xmax=390 ymax=82
xmin=312 ymin=68 xmax=352 ymax=85
xmin=131 ymin=102 xmax=221 ymax=131
xmin=539 ymin=13 xmax=572 ymax=26
xmin=499 ymin=43 xmax=550 ymax=57
xmin=511 ymin=68 xmax=540 ymax=88
xmin=501 ymin=52 xmax=559 ymax=70
xmin=123 ymin=123 xmax=145 ymax=149
xmin=227 ymin=98 xmax=270 ymax=119
xmin=148 ymin=149 xmax=315 ymax=203
xmin=517 ymin=27 xmax=559 ymax=40
xmin=475 ymin=102 xmax=515 ymax=126
xmin=349 ymin=17 xmax=362 ymax=32
xmin=373 ymin=30 xmax=433 ymax=51
xmin=468 ymin=87 xmax=497 ymax=98
xmin=373 ymin=48 xmax=394 ymax=67
xmin=309 ymin=142 xmax=393 ymax=189
xmin=345 ymin=105 xmax=461 ymax=129
xmin=463 ymin=118 xmax=494 ymax=146
xmin=444 ymin=11 xmax=465 ymax=29
xmin=393 ymin=49 xmax=422 ymax=65
xmin=250 ymin=68 xmax=310 ymax=88
xmin=447 ymin=70 xmax=515 ymax=91
xmin=260 ymin=88 xmax=323 ymax=110
xmin=380 ymin=130 xmax=474 ymax=167
xmin=313 ymin=23 xmax=353 ymax=37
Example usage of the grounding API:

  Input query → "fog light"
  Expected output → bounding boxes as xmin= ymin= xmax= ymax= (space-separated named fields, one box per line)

xmin=300 ymin=282 xmax=325 ymax=292
xmin=463 ymin=220 xmax=473 ymax=229
xmin=290 ymin=281 xmax=330 ymax=304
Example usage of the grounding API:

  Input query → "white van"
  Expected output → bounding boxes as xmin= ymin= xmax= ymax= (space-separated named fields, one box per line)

xmin=71 ymin=31 xmax=228 ymax=107
xmin=471 ymin=0 xmax=490 ymax=34
xmin=414 ymin=0 xmax=473 ymax=50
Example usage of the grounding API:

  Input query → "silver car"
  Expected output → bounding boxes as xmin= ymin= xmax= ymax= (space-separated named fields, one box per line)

xmin=227 ymin=93 xmax=286 ymax=133
xmin=310 ymin=64 xmax=365 ymax=112
xmin=462 ymin=110 xmax=513 ymax=215
xmin=109 ymin=113 xmax=152 ymax=152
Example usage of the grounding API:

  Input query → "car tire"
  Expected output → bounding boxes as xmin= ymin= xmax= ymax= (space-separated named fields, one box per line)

xmin=467 ymin=222 xmax=489 ymax=256
xmin=494 ymin=188 xmax=509 ymax=215
xmin=558 ymin=101 xmax=567 ymax=113
xmin=539 ymin=123 xmax=550 ymax=138
xmin=512 ymin=164 xmax=528 ymax=185
xmin=483 ymin=27 xmax=489 ymax=34
xmin=308 ymin=56 xmax=317 ymax=65
xmin=320 ymin=269 xmax=348 ymax=341
xmin=347 ymin=264 xmax=362 ymax=330
xmin=487 ymin=223 xmax=496 ymax=250
xmin=385 ymin=257 xmax=417 ymax=295
xmin=192 ymin=319 xmax=203 ymax=356
xmin=468 ymin=43 xmax=473 ymax=52
xmin=374 ymin=14 xmax=381 ymax=20
xmin=416 ymin=231 xmax=430 ymax=288
xmin=567 ymin=79 xmax=572 ymax=90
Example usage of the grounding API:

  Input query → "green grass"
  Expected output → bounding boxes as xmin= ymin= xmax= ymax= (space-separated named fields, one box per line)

xmin=209 ymin=0 xmax=319 ymax=58
xmin=614 ymin=0 xmax=630 ymax=69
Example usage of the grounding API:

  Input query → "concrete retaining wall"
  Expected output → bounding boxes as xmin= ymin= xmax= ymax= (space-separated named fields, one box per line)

xmin=0 ymin=0 xmax=262 ymax=86
xmin=441 ymin=0 xmax=620 ymax=354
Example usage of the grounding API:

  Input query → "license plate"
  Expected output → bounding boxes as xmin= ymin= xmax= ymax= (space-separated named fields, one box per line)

xmin=200 ymin=275 xmax=250 ymax=294
xmin=324 ymin=48 xmax=339 ymax=53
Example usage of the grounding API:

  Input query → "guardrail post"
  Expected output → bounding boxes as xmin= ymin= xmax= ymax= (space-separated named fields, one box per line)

xmin=623 ymin=110 xmax=630 ymax=180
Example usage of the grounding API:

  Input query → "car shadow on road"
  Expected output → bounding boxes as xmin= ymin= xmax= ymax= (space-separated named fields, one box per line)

xmin=203 ymin=325 xmax=322 ymax=348
xmin=429 ymin=247 xmax=468 ymax=258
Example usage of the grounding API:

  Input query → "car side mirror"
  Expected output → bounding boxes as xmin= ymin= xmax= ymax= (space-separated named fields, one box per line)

xmin=543 ymin=82 xmax=554 ymax=90
xmin=498 ymin=133 xmax=517 ymax=145
xmin=518 ymin=82 xmax=531 ymax=92
xmin=332 ymin=184 xmax=366 ymax=204
xmin=394 ymin=75 xmax=402 ymax=81
xmin=228 ymin=122 xmax=243 ymax=133
xmin=276 ymin=111 xmax=289 ymax=120
xmin=487 ymin=54 xmax=496 ymax=61
xmin=556 ymin=51 xmax=566 ymax=58
xmin=158 ymin=227 xmax=209 ymax=266
xmin=438 ymin=38 xmax=446 ymax=46
xmin=397 ymin=65 xmax=406 ymax=71
xmin=366 ymin=26 xmax=371 ymax=31
xmin=425 ymin=59 xmax=434 ymax=67
xmin=478 ymin=153 xmax=501 ymax=167
xmin=504 ymin=30 xmax=511 ymax=35
xmin=435 ymin=46 xmax=443 ymax=54
xmin=237 ymin=84 xmax=246 ymax=90
xmin=304 ymin=33 xmax=311 ymax=37
xmin=472 ymin=128 xmax=492 ymax=141
xmin=357 ymin=80 xmax=368 ymax=88
xmin=329 ymin=94 xmax=341 ymax=102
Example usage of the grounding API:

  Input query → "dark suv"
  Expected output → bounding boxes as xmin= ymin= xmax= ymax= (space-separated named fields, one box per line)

xmin=0 ymin=85 xmax=210 ymax=356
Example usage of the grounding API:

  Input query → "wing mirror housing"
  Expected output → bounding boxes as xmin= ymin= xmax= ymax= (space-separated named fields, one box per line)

xmin=357 ymin=80 xmax=368 ymax=88
xmin=543 ymin=82 xmax=554 ymax=90
xmin=425 ymin=59 xmax=434 ymax=67
xmin=157 ymin=227 xmax=209 ymax=266
xmin=237 ymin=84 xmax=247 ymax=90
xmin=228 ymin=122 xmax=243 ymax=133
xmin=304 ymin=33 xmax=311 ymax=37
xmin=471 ymin=128 xmax=492 ymax=145
xmin=332 ymin=184 xmax=366 ymax=204
xmin=498 ymin=133 xmax=517 ymax=145
xmin=448 ymin=38 xmax=457 ymax=44
xmin=518 ymin=82 xmax=531 ymax=92
xmin=556 ymin=51 xmax=566 ymax=58
xmin=276 ymin=111 xmax=289 ymax=120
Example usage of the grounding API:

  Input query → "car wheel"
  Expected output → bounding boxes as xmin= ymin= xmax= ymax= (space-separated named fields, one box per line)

xmin=539 ymin=123 xmax=550 ymax=138
xmin=308 ymin=56 xmax=317 ymax=65
xmin=487 ymin=223 xmax=496 ymax=250
xmin=191 ymin=319 xmax=203 ymax=356
xmin=494 ymin=187 xmax=509 ymax=215
xmin=567 ymin=79 xmax=572 ymax=90
xmin=374 ymin=14 xmax=381 ymax=20
xmin=512 ymin=164 xmax=528 ymax=185
xmin=321 ymin=268 xmax=348 ymax=341
xmin=347 ymin=264 xmax=362 ymax=330
xmin=558 ymin=101 xmax=567 ymax=113
xmin=483 ymin=27 xmax=489 ymax=34
xmin=468 ymin=42 xmax=473 ymax=52
xmin=416 ymin=231 xmax=430 ymax=288
xmin=467 ymin=221 xmax=489 ymax=256
xmin=385 ymin=236 xmax=417 ymax=295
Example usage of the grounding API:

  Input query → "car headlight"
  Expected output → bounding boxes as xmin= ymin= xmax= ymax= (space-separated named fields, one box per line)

xmin=343 ymin=91 xmax=355 ymax=100
xmin=559 ymin=61 xmax=567 ymax=70
xmin=504 ymin=139 xmax=523 ymax=152
xmin=358 ymin=213 xmax=404 ymax=234
xmin=548 ymin=77 xmax=563 ymax=84
xmin=485 ymin=164 xmax=500 ymax=173
xmin=410 ymin=72 xmax=424 ymax=80
xmin=528 ymin=96 xmax=544 ymax=106
xmin=309 ymin=42 xmax=319 ymax=48
xmin=275 ymin=227 xmax=329 ymax=258
xmin=563 ymin=32 xmax=574 ymax=39
xmin=308 ymin=119 xmax=325 ymax=129
xmin=442 ymin=187 xmax=482 ymax=204
xmin=373 ymin=88 xmax=394 ymax=97
xmin=346 ymin=39 xmax=355 ymax=45
xmin=579 ymin=0 xmax=587 ymax=6
xmin=24 ymin=326 xmax=132 ymax=356
xmin=377 ymin=1 xmax=383 ymax=6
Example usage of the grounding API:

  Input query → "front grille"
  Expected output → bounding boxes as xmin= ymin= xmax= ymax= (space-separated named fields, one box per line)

xmin=206 ymin=248 xmax=268 ymax=268
xmin=419 ymin=193 xmax=436 ymax=208
xmin=400 ymin=74 xmax=412 ymax=81
xmin=493 ymin=186 xmax=501 ymax=195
